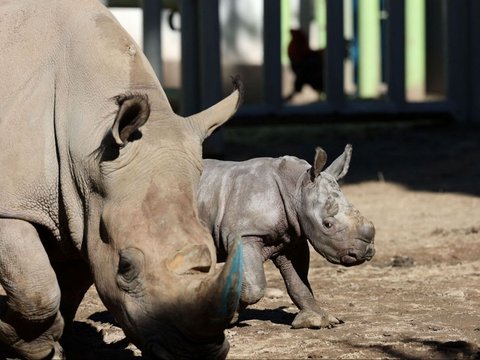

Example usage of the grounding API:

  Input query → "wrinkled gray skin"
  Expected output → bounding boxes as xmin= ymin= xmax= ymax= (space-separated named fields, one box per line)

xmin=0 ymin=0 xmax=244 ymax=359
xmin=197 ymin=145 xmax=375 ymax=329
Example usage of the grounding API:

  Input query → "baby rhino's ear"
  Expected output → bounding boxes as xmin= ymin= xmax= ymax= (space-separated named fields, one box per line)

xmin=324 ymin=144 xmax=352 ymax=180
xmin=311 ymin=147 xmax=327 ymax=179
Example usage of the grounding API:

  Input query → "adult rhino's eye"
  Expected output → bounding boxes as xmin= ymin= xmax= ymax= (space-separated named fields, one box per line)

xmin=118 ymin=256 xmax=133 ymax=277
xmin=117 ymin=248 xmax=143 ymax=286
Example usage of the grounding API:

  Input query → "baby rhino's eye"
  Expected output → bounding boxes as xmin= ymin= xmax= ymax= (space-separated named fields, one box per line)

xmin=323 ymin=219 xmax=333 ymax=229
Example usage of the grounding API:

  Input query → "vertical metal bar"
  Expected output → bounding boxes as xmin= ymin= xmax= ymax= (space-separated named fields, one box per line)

xmin=425 ymin=0 xmax=447 ymax=98
xmin=468 ymin=0 xmax=480 ymax=122
xmin=198 ymin=0 xmax=222 ymax=108
xmin=447 ymin=0 xmax=468 ymax=122
xmin=326 ymin=0 xmax=344 ymax=110
xmin=198 ymin=0 xmax=224 ymax=156
xmin=263 ymin=0 xmax=283 ymax=110
xmin=143 ymin=0 xmax=162 ymax=81
xmin=180 ymin=0 xmax=200 ymax=116
xmin=300 ymin=0 xmax=313 ymax=36
xmin=385 ymin=0 xmax=405 ymax=108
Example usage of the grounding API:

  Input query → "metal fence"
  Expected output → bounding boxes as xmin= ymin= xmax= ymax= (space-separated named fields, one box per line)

xmin=129 ymin=0 xmax=480 ymax=122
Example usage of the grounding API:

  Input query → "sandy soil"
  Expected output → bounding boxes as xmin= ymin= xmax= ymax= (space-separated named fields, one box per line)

xmin=68 ymin=181 xmax=480 ymax=360
xmin=2 ymin=121 xmax=480 ymax=359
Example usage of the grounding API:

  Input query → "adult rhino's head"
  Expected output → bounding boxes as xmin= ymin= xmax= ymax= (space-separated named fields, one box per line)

xmin=85 ymin=79 xmax=244 ymax=359
xmin=297 ymin=145 xmax=375 ymax=267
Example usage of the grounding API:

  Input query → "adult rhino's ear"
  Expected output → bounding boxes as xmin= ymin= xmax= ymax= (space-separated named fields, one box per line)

xmin=112 ymin=94 xmax=150 ymax=147
xmin=324 ymin=144 xmax=352 ymax=180
xmin=187 ymin=75 xmax=244 ymax=142
xmin=310 ymin=146 xmax=328 ymax=180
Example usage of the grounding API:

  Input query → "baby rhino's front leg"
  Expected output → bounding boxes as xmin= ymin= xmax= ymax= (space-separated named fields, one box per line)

xmin=273 ymin=241 xmax=342 ymax=329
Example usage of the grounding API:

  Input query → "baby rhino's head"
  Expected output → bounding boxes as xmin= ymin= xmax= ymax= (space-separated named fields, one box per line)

xmin=298 ymin=145 xmax=375 ymax=266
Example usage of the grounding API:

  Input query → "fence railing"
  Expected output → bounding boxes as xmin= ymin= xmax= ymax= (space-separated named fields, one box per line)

xmin=134 ymin=0 xmax=480 ymax=122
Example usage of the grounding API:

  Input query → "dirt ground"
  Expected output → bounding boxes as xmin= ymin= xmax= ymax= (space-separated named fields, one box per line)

xmin=3 ymin=120 xmax=480 ymax=359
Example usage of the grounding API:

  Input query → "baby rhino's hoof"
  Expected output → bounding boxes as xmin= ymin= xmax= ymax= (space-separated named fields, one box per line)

xmin=291 ymin=309 xmax=342 ymax=329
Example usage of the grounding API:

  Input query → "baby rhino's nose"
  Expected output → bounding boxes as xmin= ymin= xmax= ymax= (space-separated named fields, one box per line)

xmin=358 ymin=220 xmax=375 ymax=243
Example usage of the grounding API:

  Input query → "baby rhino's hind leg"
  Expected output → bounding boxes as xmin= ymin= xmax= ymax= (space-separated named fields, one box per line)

xmin=0 ymin=219 xmax=64 ymax=359
xmin=229 ymin=237 xmax=267 ymax=324
xmin=240 ymin=239 xmax=267 ymax=305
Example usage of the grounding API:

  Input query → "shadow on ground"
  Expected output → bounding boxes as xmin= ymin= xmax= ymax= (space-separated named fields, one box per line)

xmin=334 ymin=337 xmax=480 ymax=360
xmin=217 ymin=120 xmax=480 ymax=196
xmin=237 ymin=306 xmax=295 ymax=326
xmin=66 ymin=312 xmax=135 ymax=360
xmin=0 ymin=306 xmax=133 ymax=360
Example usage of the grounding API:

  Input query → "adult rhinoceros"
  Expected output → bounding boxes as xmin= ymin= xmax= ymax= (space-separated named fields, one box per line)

xmin=0 ymin=0 xmax=243 ymax=359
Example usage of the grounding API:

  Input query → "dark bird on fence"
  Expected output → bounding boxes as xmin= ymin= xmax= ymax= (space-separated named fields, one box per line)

xmin=285 ymin=29 xmax=326 ymax=102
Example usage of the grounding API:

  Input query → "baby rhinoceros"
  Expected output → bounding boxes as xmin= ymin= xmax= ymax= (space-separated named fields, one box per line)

xmin=197 ymin=145 xmax=375 ymax=329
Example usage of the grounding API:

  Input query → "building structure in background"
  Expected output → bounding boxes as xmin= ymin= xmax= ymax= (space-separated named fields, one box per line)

xmin=106 ymin=0 xmax=480 ymax=123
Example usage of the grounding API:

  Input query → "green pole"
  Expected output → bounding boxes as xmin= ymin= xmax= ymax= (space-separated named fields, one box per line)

xmin=358 ymin=0 xmax=381 ymax=98
xmin=281 ymin=0 xmax=291 ymax=65
xmin=405 ymin=0 xmax=426 ymax=100
xmin=314 ymin=0 xmax=327 ymax=49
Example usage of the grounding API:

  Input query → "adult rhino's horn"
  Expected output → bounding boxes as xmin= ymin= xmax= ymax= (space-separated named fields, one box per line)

xmin=195 ymin=238 xmax=243 ymax=336
xmin=187 ymin=75 xmax=244 ymax=141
